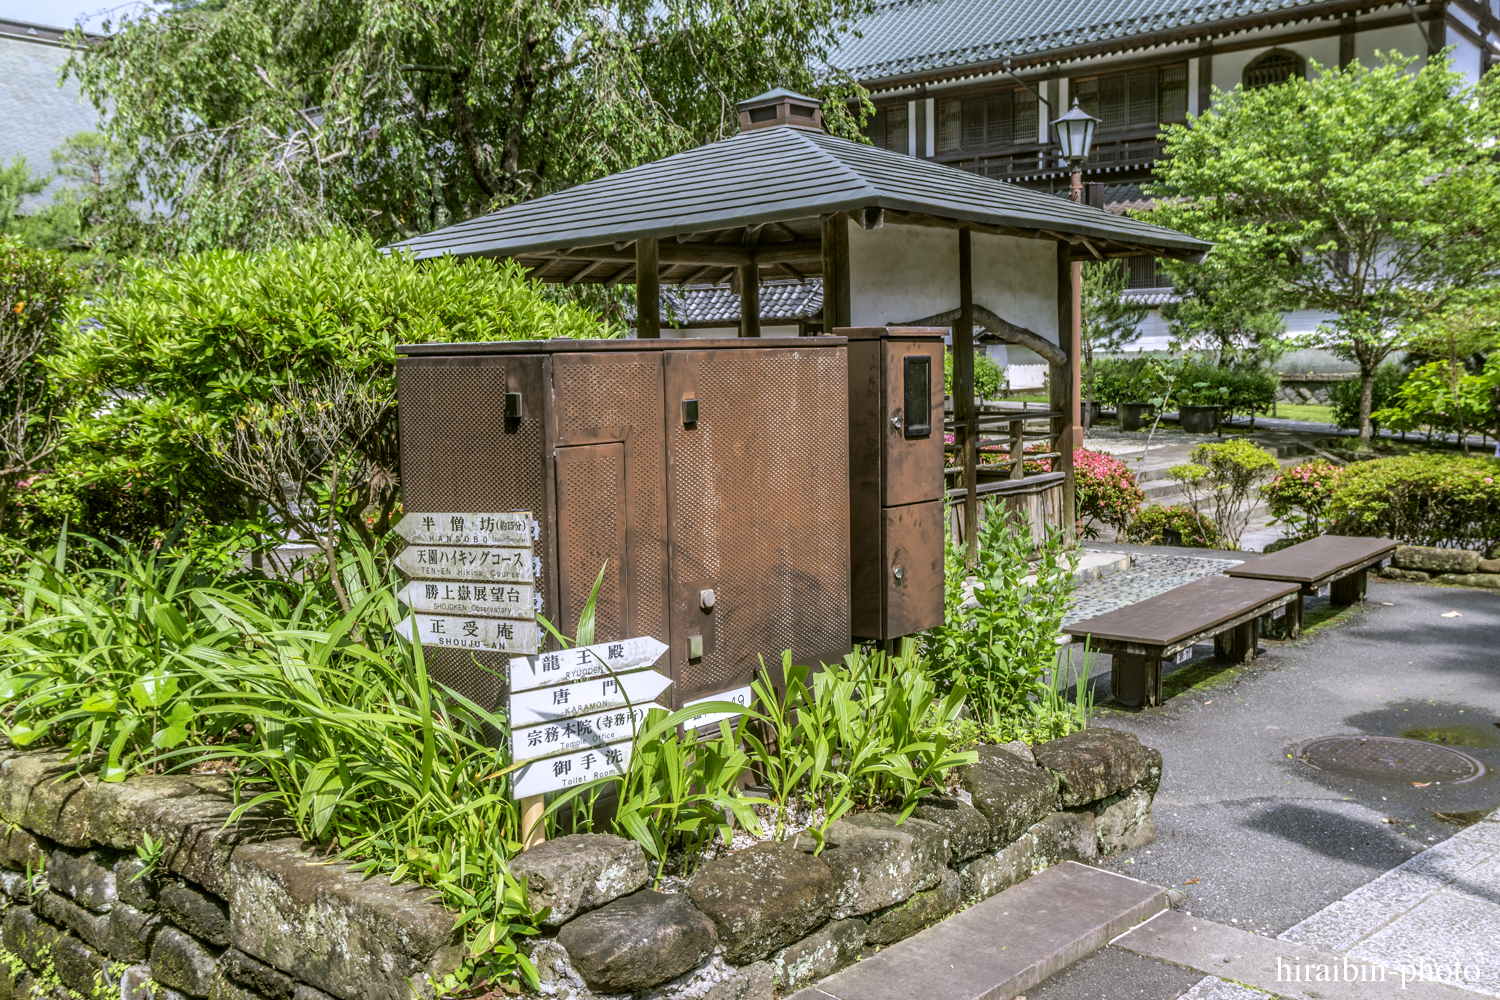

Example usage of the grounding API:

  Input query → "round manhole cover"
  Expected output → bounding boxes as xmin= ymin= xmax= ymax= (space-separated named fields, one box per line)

xmin=1294 ymin=735 xmax=1486 ymax=785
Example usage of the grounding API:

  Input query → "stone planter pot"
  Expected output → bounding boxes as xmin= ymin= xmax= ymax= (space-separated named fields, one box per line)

xmin=1178 ymin=405 xmax=1220 ymax=434
xmin=1118 ymin=402 xmax=1155 ymax=432
xmin=1082 ymin=400 xmax=1102 ymax=429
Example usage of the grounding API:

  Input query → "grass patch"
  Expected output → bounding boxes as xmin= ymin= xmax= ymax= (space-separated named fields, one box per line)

xmin=1297 ymin=601 xmax=1362 ymax=636
xmin=1160 ymin=655 xmax=1249 ymax=701
xmin=1272 ymin=403 xmax=1334 ymax=424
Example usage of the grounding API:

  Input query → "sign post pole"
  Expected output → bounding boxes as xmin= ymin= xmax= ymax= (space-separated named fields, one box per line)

xmin=521 ymin=794 xmax=546 ymax=850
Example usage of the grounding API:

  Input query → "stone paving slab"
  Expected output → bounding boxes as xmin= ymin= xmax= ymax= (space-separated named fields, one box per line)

xmin=1116 ymin=908 xmax=1475 ymax=999
xmin=784 ymin=863 xmax=1165 ymax=1000
xmin=1279 ymin=808 xmax=1500 ymax=997
xmin=1179 ymin=977 xmax=1275 ymax=1000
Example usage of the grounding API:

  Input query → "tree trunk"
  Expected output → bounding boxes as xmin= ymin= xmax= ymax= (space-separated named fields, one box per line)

xmin=1357 ymin=362 xmax=1376 ymax=449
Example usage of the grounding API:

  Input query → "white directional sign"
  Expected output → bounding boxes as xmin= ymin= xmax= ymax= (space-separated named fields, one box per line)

xmin=395 ymin=545 xmax=538 ymax=584
xmin=680 ymin=685 xmax=754 ymax=731
xmin=394 ymin=512 xmax=538 ymax=547
xmin=395 ymin=615 xmax=541 ymax=654
xmin=508 ymin=669 xmax=672 ymax=727
xmin=511 ymin=703 xmax=659 ymax=764
xmin=510 ymin=636 xmax=669 ymax=693
xmin=398 ymin=579 xmax=538 ymax=620
xmin=512 ymin=741 xmax=634 ymax=799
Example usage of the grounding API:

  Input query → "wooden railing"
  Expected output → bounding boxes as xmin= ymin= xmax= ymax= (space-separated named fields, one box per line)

xmin=943 ymin=404 xmax=1064 ymax=486
xmin=930 ymin=135 xmax=1165 ymax=181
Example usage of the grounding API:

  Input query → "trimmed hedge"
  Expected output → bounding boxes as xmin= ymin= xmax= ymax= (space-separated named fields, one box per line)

xmin=1327 ymin=454 xmax=1500 ymax=551
xmin=1126 ymin=504 xmax=1221 ymax=548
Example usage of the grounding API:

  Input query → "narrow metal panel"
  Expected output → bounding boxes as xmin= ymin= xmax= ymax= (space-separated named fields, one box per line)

xmin=555 ymin=443 xmax=628 ymax=642
xmin=882 ymin=498 xmax=946 ymax=637
xmin=395 ymin=353 xmax=553 ymax=709
xmin=882 ymin=339 xmax=946 ymax=507
xmin=847 ymin=336 xmax=884 ymax=639
xmin=664 ymin=346 xmax=851 ymax=705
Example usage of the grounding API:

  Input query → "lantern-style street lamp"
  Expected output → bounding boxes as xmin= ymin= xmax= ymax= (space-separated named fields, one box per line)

xmin=1050 ymin=97 xmax=1101 ymax=472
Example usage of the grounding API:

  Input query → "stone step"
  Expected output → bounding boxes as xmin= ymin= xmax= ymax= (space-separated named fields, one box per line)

xmin=1114 ymin=909 xmax=1475 ymax=1000
xmin=786 ymin=863 xmax=1167 ymax=1000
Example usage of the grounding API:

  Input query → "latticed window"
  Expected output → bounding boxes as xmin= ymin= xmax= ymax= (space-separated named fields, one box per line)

xmin=934 ymin=87 xmax=1038 ymax=153
xmin=866 ymin=105 xmax=910 ymax=153
xmin=1072 ymin=63 xmax=1189 ymax=133
xmin=1244 ymin=50 xmax=1304 ymax=90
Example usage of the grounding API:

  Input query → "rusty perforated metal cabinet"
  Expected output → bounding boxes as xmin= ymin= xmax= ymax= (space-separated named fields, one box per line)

xmin=842 ymin=328 xmax=946 ymax=640
xmin=396 ymin=338 xmax=851 ymax=709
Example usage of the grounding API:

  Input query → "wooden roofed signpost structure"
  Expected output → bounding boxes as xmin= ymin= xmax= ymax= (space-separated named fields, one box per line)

xmin=389 ymin=88 xmax=1208 ymax=560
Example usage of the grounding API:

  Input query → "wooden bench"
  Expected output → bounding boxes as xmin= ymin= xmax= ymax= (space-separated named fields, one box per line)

xmin=1063 ymin=576 xmax=1300 ymax=708
xmin=1222 ymin=535 xmax=1397 ymax=639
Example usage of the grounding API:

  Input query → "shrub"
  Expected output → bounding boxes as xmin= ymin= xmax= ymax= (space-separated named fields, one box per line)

xmin=944 ymin=349 xmax=1005 ymax=400
xmin=1168 ymin=440 xmax=1279 ymax=549
xmin=1326 ymin=453 xmax=1500 ymax=550
xmin=922 ymin=509 xmax=1085 ymax=743
xmin=1330 ymin=364 xmax=1404 ymax=432
xmin=1125 ymin=504 xmax=1221 ymax=548
xmin=1073 ymin=448 xmax=1145 ymax=538
xmin=1373 ymin=360 xmax=1498 ymax=442
xmin=1261 ymin=460 xmax=1342 ymax=540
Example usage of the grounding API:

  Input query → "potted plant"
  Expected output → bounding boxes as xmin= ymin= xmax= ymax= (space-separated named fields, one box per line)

xmin=1117 ymin=361 xmax=1167 ymax=432
xmin=1177 ymin=380 xmax=1228 ymax=433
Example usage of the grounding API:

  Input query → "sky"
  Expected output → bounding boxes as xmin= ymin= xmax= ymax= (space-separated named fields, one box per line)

xmin=0 ymin=0 xmax=146 ymax=31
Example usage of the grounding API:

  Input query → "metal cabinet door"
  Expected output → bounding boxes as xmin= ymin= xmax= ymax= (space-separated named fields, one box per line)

xmin=882 ymin=340 xmax=946 ymax=508
xmin=549 ymin=352 xmax=669 ymax=649
xmin=883 ymin=498 xmax=945 ymax=637
xmin=663 ymin=346 xmax=852 ymax=705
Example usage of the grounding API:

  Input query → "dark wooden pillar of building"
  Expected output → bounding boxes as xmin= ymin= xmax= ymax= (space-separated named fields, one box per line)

xmin=820 ymin=214 xmax=851 ymax=329
xmin=1052 ymin=239 xmax=1076 ymax=541
xmin=636 ymin=238 xmax=660 ymax=339
xmin=739 ymin=264 xmax=761 ymax=337
xmin=956 ymin=227 xmax=978 ymax=563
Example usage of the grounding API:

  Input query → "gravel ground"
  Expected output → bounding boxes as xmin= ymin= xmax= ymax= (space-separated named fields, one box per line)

xmin=1063 ymin=553 xmax=1242 ymax=625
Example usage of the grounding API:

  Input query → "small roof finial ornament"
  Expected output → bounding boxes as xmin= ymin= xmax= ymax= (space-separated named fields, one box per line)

xmin=736 ymin=89 xmax=825 ymax=133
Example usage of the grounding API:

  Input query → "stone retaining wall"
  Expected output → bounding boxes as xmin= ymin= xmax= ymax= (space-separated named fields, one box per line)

xmin=514 ymin=728 xmax=1162 ymax=1000
xmin=0 ymin=750 xmax=461 ymax=1000
xmin=1276 ymin=373 xmax=1354 ymax=405
xmin=1379 ymin=544 xmax=1500 ymax=589
xmin=0 ymin=728 xmax=1163 ymax=1000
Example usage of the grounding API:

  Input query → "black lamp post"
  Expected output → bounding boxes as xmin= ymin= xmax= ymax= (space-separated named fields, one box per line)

xmin=1051 ymin=97 xmax=1100 ymax=506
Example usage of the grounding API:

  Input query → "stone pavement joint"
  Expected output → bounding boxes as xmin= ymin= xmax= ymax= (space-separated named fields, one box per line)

xmin=1115 ymin=908 xmax=1477 ymax=1000
xmin=784 ymin=862 xmax=1165 ymax=1000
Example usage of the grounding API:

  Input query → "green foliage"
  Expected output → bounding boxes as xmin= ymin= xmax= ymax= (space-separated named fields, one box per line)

xmin=1125 ymin=504 xmax=1221 ymax=548
xmin=63 ymin=0 xmax=872 ymax=255
xmin=0 ymin=156 xmax=47 ymax=237
xmin=1261 ymin=460 xmax=1342 ymax=541
xmin=1081 ymin=262 xmax=1149 ymax=371
xmin=1168 ymin=440 xmax=1279 ymax=549
xmin=1326 ymin=453 xmax=1500 ymax=550
xmin=922 ymin=510 xmax=1083 ymax=743
xmin=49 ymin=235 xmax=611 ymax=550
xmin=1086 ymin=357 xmax=1141 ymax=408
xmin=1145 ymin=52 xmax=1500 ymax=444
xmin=0 ymin=527 xmax=252 ymax=779
xmin=1330 ymin=364 xmax=1404 ymax=433
xmin=1158 ymin=258 xmax=1287 ymax=368
xmin=1374 ymin=360 xmax=1499 ymax=443
xmin=944 ymin=349 xmax=1006 ymax=400
xmin=1072 ymin=448 xmax=1144 ymax=539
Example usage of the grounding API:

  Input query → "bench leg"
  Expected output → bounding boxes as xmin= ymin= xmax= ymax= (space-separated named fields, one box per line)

xmin=1331 ymin=569 xmax=1367 ymax=607
xmin=1214 ymin=620 xmax=1258 ymax=665
xmin=1111 ymin=651 xmax=1163 ymax=708
xmin=1263 ymin=594 xmax=1302 ymax=640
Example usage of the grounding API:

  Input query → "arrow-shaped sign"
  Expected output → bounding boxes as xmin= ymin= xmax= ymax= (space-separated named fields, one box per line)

xmin=395 ymin=545 xmax=538 ymax=584
xmin=508 ymin=669 xmax=672 ymax=727
xmin=511 ymin=741 xmax=634 ymax=799
xmin=510 ymin=636 xmax=669 ymax=693
xmin=511 ymin=703 xmax=660 ymax=764
xmin=393 ymin=511 xmax=538 ymax=547
xmin=397 ymin=580 xmax=538 ymax=620
xmin=395 ymin=615 xmax=541 ymax=655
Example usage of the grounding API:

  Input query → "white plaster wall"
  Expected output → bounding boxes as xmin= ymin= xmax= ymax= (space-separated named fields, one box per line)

xmin=846 ymin=220 xmax=1059 ymax=345
xmin=1448 ymin=34 xmax=1483 ymax=85
xmin=1355 ymin=23 xmax=1430 ymax=68
xmin=1211 ymin=36 xmax=1339 ymax=94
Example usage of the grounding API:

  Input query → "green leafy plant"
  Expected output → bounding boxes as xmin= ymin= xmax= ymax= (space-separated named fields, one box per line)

xmin=1125 ymin=504 xmax=1221 ymax=548
xmin=923 ymin=509 xmax=1082 ymax=743
xmin=1326 ymin=453 xmax=1500 ymax=550
xmin=1330 ymin=364 xmax=1404 ymax=435
xmin=944 ymin=349 xmax=1006 ymax=400
xmin=1167 ymin=440 xmax=1279 ymax=549
xmin=1261 ymin=460 xmax=1342 ymax=541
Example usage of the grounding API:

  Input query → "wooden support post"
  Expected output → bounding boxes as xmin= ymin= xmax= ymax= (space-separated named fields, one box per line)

xmin=520 ymin=793 xmax=546 ymax=850
xmin=1111 ymin=651 xmax=1162 ymax=708
xmin=636 ymin=238 xmax=660 ymax=339
xmin=820 ymin=214 xmax=851 ymax=329
xmin=1009 ymin=417 xmax=1025 ymax=481
xmin=1265 ymin=593 xmax=1303 ymax=640
xmin=738 ymin=263 xmax=761 ymax=337
xmin=1052 ymin=240 xmax=1076 ymax=542
xmin=1214 ymin=621 xmax=1258 ymax=665
xmin=956 ymin=227 xmax=977 ymax=563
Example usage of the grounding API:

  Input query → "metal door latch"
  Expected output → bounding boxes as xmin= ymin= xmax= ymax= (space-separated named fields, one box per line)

xmin=505 ymin=392 xmax=524 ymax=420
xmin=699 ymin=588 xmax=716 ymax=611
xmin=892 ymin=565 xmax=905 ymax=585
xmin=683 ymin=398 xmax=699 ymax=425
